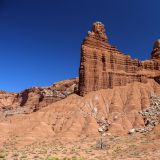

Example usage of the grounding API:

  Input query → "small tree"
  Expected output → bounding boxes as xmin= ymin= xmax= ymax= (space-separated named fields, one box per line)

xmin=96 ymin=136 xmax=107 ymax=149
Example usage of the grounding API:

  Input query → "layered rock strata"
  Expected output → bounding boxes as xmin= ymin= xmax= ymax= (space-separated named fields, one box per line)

xmin=0 ymin=78 xmax=78 ymax=116
xmin=79 ymin=22 xmax=160 ymax=96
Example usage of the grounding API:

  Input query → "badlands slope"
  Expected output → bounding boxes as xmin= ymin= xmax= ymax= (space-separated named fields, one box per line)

xmin=0 ymin=79 xmax=160 ymax=148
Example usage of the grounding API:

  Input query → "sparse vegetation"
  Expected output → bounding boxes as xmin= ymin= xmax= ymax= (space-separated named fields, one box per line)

xmin=46 ymin=156 xmax=59 ymax=160
xmin=0 ymin=134 xmax=160 ymax=159
xmin=0 ymin=152 xmax=5 ymax=159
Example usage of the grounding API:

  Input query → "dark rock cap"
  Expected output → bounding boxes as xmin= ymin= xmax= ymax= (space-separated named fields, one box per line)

xmin=88 ymin=21 xmax=108 ymax=42
xmin=152 ymin=39 xmax=160 ymax=59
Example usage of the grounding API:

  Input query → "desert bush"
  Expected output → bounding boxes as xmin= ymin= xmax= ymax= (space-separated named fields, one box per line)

xmin=46 ymin=156 xmax=59 ymax=160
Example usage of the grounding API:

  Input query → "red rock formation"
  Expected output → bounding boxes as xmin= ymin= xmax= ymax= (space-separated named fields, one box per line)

xmin=1 ymin=22 xmax=160 ymax=149
xmin=0 ymin=78 xmax=78 ymax=116
xmin=152 ymin=39 xmax=160 ymax=59
xmin=79 ymin=22 xmax=160 ymax=96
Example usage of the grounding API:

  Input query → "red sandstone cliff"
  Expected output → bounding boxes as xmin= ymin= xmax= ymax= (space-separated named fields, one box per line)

xmin=79 ymin=22 xmax=160 ymax=96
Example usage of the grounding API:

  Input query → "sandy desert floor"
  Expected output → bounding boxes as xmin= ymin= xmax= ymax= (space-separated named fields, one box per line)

xmin=0 ymin=133 xmax=160 ymax=160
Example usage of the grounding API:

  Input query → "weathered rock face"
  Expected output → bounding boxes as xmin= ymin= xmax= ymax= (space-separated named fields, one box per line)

xmin=79 ymin=22 xmax=160 ymax=96
xmin=0 ymin=78 xmax=78 ymax=117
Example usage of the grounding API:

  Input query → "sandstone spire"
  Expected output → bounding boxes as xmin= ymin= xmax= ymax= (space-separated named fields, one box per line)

xmin=88 ymin=22 xmax=108 ymax=42
xmin=79 ymin=22 xmax=160 ymax=96
xmin=151 ymin=39 xmax=160 ymax=59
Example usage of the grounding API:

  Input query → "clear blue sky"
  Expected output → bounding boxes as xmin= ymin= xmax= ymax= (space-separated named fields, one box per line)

xmin=0 ymin=0 xmax=159 ymax=92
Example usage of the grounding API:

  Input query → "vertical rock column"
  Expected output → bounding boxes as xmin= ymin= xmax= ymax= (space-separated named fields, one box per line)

xmin=78 ymin=22 xmax=109 ymax=96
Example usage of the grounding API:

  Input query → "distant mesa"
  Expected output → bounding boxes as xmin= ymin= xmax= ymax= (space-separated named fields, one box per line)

xmin=78 ymin=22 xmax=160 ymax=96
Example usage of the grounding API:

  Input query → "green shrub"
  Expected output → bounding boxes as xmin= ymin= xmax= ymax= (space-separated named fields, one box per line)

xmin=0 ymin=153 xmax=5 ymax=158
xmin=46 ymin=156 xmax=59 ymax=160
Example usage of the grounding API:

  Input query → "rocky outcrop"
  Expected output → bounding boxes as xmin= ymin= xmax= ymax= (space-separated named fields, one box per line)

xmin=79 ymin=22 xmax=160 ymax=96
xmin=152 ymin=39 xmax=160 ymax=59
xmin=0 ymin=78 xmax=78 ymax=116
xmin=129 ymin=93 xmax=160 ymax=133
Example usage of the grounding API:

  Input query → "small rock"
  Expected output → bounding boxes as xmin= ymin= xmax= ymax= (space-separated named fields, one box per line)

xmin=128 ymin=128 xmax=135 ymax=134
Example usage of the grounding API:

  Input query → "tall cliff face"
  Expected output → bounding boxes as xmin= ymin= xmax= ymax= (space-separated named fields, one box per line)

xmin=79 ymin=22 xmax=160 ymax=96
